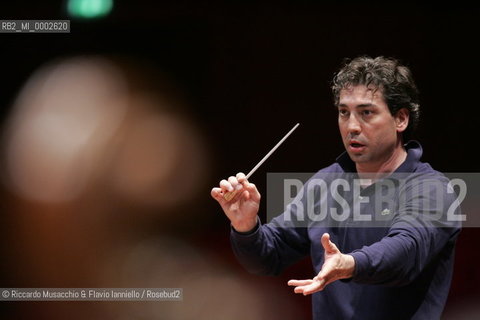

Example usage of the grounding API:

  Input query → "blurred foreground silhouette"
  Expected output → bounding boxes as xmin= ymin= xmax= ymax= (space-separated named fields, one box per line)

xmin=0 ymin=56 xmax=302 ymax=319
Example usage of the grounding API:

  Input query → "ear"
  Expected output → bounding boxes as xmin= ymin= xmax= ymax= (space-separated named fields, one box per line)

xmin=395 ymin=108 xmax=409 ymax=133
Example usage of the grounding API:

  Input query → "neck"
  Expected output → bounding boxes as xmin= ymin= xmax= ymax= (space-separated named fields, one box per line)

xmin=356 ymin=140 xmax=407 ymax=181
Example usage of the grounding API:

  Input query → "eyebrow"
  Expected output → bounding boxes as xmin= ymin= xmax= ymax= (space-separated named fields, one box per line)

xmin=337 ymin=103 xmax=376 ymax=108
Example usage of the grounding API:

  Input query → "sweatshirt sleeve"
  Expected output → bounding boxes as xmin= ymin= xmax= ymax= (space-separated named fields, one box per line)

xmin=230 ymin=220 xmax=310 ymax=276
xmin=230 ymin=184 xmax=312 ymax=276
xmin=349 ymin=175 xmax=461 ymax=286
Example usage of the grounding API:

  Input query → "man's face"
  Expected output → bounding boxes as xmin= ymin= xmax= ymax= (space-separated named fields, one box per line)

xmin=338 ymin=85 xmax=405 ymax=169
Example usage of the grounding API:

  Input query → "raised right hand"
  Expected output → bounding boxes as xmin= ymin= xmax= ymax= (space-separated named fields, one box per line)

xmin=211 ymin=172 xmax=261 ymax=232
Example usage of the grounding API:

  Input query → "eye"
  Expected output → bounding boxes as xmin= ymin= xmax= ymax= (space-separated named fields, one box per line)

xmin=338 ymin=109 xmax=348 ymax=117
xmin=362 ymin=110 xmax=373 ymax=116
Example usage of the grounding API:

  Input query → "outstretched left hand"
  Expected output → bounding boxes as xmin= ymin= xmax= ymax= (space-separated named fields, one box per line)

xmin=287 ymin=233 xmax=356 ymax=295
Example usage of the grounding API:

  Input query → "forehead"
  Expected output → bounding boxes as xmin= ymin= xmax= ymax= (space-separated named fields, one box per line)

xmin=338 ymin=85 xmax=385 ymax=106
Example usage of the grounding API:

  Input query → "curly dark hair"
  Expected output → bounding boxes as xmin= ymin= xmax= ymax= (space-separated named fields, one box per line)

xmin=332 ymin=56 xmax=420 ymax=141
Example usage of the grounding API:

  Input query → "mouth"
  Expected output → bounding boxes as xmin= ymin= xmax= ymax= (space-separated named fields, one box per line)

xmin=350 ymin=143 xmax=363 ymax=147
xmin=348 ymin=141 xmax=366 ymax=152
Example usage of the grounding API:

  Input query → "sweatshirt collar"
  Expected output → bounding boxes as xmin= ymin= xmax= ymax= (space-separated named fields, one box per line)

xmin=336 ymin=140 xmax=423 ymax=173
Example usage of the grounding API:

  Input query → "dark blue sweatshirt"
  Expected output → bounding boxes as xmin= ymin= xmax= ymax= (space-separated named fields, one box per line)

xmin=231 ymin=141 xmax=460 ymax=320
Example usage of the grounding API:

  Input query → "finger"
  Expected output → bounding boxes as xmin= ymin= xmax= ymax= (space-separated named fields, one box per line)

xmin=292 ymin=279 xmax=322 ymax=295
xmin=245 ymin=183 xmax=261 ymax=202
xmin=228 ymin=176 xmax=243 ymax=191
xmin=321 ymin=233 xmax=339 ymax=254
xmin=301 ymin=279 xmax=325 ymax=295
xmin=288 ymin=279 xmax=313 ymax=286
xmin=212 ymin=187 xmax=229 ymax=204
xmin=236 ymin=172 xmax=247 ymax=183
xmin=211 ymin=187 xmax=224 ymax=200
xmin=220 ymin=179 xmax=233 ymax=192
xmin=294 ymin=286 xmax=307 ymax=294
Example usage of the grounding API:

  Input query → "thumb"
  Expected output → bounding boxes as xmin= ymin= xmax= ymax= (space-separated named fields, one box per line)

xmin=244 ymin=182 xmax=261 ymax=202
xmin=321 ymin=233 xmax=338 ymax=254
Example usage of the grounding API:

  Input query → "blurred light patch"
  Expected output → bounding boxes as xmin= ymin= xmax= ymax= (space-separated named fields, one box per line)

xmin=3 ymin=57 xmax=128 ymax=203
xmin=2 ymin=56 xmax=208 ymax=208
xmin=109 ymin=99 xmax=207 ymax=208
xmin=67 ymin=0 xmax=113 ymax=19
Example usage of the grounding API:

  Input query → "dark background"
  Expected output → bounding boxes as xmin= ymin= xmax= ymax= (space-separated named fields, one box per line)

xmin=0 ymin=1 xmax=479 ymax=318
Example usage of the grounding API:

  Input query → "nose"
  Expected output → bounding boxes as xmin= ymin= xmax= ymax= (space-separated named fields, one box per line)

xmin=346 ymin=114 xmax=361 ymax=134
